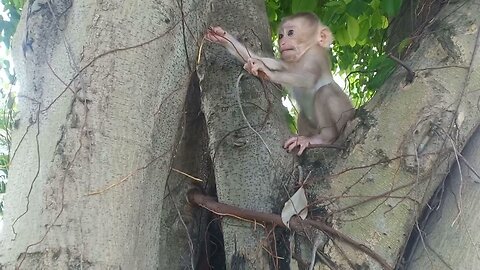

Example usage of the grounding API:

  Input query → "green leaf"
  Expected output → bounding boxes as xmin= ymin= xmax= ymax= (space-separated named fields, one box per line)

xmin=346 ymin=0 xmax=370 ymax=18
xmin=380 ymin=0 xmax=403 ymax=17
xmin=12 ymin=0 xmax=25 ymax=10
xmin=7 ymin=72 xmax=16 ymax=85
xmin=380 ymin=15 xmax=388 ymax=29
xmin=325 ymin=1 xmax=344 ymax=7
xmin=10 ymin=8 xmax=21 ymax=22
xmin=3 ymin=60 xmax=10 ymax=70
xmin=397 ymin=38 xmax=412 ymax=54
xmin=369 ymin=11 xmax=385 ymax=29
xmin=0 ymin=182 xmax=5 ymax=193
xmin=347 ymin=16 xmax=359 ymax=41
xmin=367 ymin=57 xmax=396 ymax=88
xmin=368 ymin=54 xmax=388 ymax=69
xmin=285 ymin=110 xmax=297 ymax=134
xmin=7 ymin=94 xmax=14 ymax=110
xmin=338 ymin=49 xmax=355 ymax=70
xmin=2 ymin=20 xmax=17 ymax=48
xmin=292 ymin=0 xmax=317 ymax=13
xmin=12 ymin=0 xmax=19 ymax=9
xmin=335 ymin=28 xmax=349 ymax=46
xmin=267 ymin=7 xmax=278 ymax=23
xmin=0 ymin=17 xmax=4 ymax=33
xmin=357 ymin=17 xmax=370 ymax=41
xmin=324 ymin=11 xmax=344 ymax=27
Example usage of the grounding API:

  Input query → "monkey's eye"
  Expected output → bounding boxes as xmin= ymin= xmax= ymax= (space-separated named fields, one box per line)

xmin=287 ymin=30 xmax=294 ymax=36
xmin=278 ymin=33 xmax=284 ymax=39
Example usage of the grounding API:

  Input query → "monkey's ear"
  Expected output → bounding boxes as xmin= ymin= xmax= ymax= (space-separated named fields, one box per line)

xmin=318 ymin=27 xmax=333 ymax=48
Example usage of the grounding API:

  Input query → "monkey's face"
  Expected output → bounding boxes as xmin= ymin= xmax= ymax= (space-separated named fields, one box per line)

xmin=278 ymin=18 xmax=316 ymax=62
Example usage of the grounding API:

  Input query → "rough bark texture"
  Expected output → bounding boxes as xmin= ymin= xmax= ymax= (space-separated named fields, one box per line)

xmin=199 ymin=0 xmax=294 ymax=268
xmin=2 ymin=0 xmax=479 ymax=269
xmin=406 ymin=126 xmax=480 ymax=269
xmin=307 ymin=1 xmax=480 ymax=269
xmin=387 ymin=0 xmax=446 ymax=57
xmin=0 ymin=0 xmax=294 ymax=269
xmin=0 ymin=0 xmax=207 ymax=268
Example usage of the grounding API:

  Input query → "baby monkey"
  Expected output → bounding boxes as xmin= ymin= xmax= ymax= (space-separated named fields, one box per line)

xmin=206 ymin=12 xmax=354 ymax=155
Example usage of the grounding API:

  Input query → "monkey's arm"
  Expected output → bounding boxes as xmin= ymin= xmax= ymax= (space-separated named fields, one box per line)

xmin=206 ymin=26 xmax=262 ymax=63
xmin=256 ymin=57 xmax=286 ymax=71
xmin=245 ymin=58 xmax=317 ymax=88
xmin=206 ymin=27 xmax=287 ymax=71
xmin=267 ymin=70 xmax=317 ymax=88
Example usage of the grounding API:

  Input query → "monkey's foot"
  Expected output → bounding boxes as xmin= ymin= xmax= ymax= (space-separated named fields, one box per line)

xmin=284 ymin=136 xmax=327 ymax=156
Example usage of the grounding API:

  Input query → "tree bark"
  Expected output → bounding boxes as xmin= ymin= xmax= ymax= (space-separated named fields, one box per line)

xmin=0 ymin=0 xmax=209 ymax=268
xmin=1 ymin=0 xmax=479 ymax=269
xmin=0 ymin=0 xmax=293 ymax=269
xmin=199 ymin=0 xmax=293 ymax=268
xmin=313 ymin=1 xmax=480 ymax=268
xmin=406 ymin=126 xmax=480 ymax=269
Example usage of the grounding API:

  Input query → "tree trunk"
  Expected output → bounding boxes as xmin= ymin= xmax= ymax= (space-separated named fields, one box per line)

xmin=406 ymin=126 xmax=480 ymax=269
xmin=316 ymin=1 xmax=480 ymax=268
xmin=1 ymin=0 xmax=479 ymax=269
xmin=199 ymin=0 xmax=293 ymax=268
xmin=0 ymin=0 xmax=210 ymax=268
xmin=0 ymin=0 xmax=292 ymax=269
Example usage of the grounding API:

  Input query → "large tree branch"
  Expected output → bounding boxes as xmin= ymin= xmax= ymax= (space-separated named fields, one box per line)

xmin=187 ymin=189 xmax=393 ymax=270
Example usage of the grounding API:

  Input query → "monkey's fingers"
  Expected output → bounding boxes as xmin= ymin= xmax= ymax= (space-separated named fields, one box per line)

xmin=284 ymin=136 xmax=310 ymax=155
xmin=283 ymin=136 xmax=299 ymax=149
xmin=297 ymin=143 xmax=309 ymax=156
xmin=243 ymin=62 xmax=259 ymax=76
xmin=250 ymin=59 xmax=269 ymax=78
xmin=205 ymin=27 xmax=228 ymax=44
xmin=243 ymin=62 xmax=252 ymax=73
xmin=205 ymin=33 xmax=222 ymax=43
xmin=213 ymin=26 xmax=225 ymax=33
xmin=249 ymin=60 xmax=261 ymax=76
xmin=209 ymin=26 xmax=227 ymax=36
xmin=288 ymin=141 xmax=301 ymax=153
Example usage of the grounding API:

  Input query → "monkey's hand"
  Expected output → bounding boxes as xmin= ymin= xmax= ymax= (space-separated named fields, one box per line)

xmin=244 ymin=58 xmax=270 ymax=79
xmin=283 ymin=136 xmax=312 ymax=156
xmin=284 ymin=135 xmax=330 ymax=156
xmin=205 ymin=26 xmax=229 ymax=45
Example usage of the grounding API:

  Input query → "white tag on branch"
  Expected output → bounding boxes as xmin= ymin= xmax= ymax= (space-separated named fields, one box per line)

xmin=281 ymin=187 xmax=308 ymax=228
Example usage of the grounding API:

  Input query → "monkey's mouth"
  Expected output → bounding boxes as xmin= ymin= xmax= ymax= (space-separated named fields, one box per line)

xmin=280 ymin=48 xmax=295 ymax=54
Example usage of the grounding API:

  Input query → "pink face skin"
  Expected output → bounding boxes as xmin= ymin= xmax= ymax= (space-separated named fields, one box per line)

xmin=278 ymin=18 xmax=316 ymax=62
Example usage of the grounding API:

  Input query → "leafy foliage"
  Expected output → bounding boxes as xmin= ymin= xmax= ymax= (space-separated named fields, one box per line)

xmin=1 ymin=0 xmax=21 ymax=48
xmin=0 ymin=0 xmax=22 ymax=216
xmin=0 ymin=89 xmax=15 ymax=216
xmin=266 ymin=0 xmax=403 ymax=107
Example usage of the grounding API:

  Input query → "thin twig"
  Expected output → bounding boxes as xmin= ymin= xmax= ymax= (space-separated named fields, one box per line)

xmin=86 ymin=156 xmax=162 ymax=196
xmin=172 ymin=168 xmax=204 ymax=182
xmin=458 ymin=153 xmax=480 ymax=181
